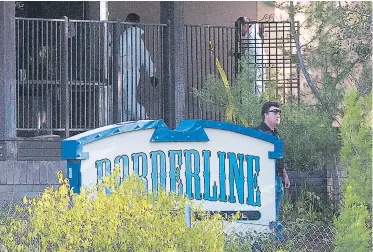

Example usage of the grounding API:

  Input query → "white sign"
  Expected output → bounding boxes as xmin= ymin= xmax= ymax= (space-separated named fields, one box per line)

xmin=62 ymin=120 xmax=283 ymax=228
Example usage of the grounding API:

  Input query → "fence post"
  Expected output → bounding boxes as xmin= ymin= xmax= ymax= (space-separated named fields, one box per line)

xmin=163 ymin=20 xmax=172 ymax=127
xmin=185 ymin=204 xmax=191 ymax=227
xmin=160 ymin=2 xmax=186 ymax=129
xmin=112 ymin=20 xmax=122 ymax=123
xmin=61 ymin=17 xmax=70 ymax=137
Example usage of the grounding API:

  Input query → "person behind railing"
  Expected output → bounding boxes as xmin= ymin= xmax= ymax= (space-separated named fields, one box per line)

xmin=120 ymin=13 xmax=158 ymax=121
xmin=237 ymin=17 xmax=267 ymax=96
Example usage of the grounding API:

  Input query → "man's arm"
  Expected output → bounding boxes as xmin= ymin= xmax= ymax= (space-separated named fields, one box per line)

xmin=140 ymin=41 xmax=155 ymax=77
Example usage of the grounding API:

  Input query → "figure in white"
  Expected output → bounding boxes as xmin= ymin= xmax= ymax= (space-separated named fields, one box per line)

xmin=120 ymin=13 xmax=158 ymax=121
xmin=238 ymin=17 xmax=267 ymax=95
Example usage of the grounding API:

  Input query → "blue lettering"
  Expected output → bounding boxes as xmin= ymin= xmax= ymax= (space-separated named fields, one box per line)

xmin=217 ymin=151 xmax=227 ymax=202
xmin=184 ymin=149 xmax=202 ymax=200
xmin=246 ymin=155 xmax=261 ymax=206
xmin=168 ymin=150 xmax=183 ymax=195
xmin=95 ymin=158 xmax=111 ymax=183
xmin=228 ymin=152 xmax=245 ymax=204
xmin=150 ymin=151 xmax=166 ymax=193
xmin=202 ymin=150 xmax=217 ymax=201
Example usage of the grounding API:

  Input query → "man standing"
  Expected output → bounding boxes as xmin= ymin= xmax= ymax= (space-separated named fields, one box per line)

xmin=120 ymin=13 xmax=158 ymax=121
xmin=236 ymin=17 xmax=266 ymax=95
xmin=257 ymin=101 xmax=290 ymax=221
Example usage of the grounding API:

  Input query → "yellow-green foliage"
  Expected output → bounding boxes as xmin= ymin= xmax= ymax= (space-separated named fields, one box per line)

xmin=0 ymin=170 xmax=225 ymax=251
xmin=334 ymin=90 xmax=372 ymax=252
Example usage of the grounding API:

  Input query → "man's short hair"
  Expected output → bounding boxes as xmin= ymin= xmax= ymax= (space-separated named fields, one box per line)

xmin=261 ymin=101 xmax=280 ymax=118
xmin=126 ymin=13 xmax=140 ymax=23
xmin=236 ymin=16 xmax=250 ymax=23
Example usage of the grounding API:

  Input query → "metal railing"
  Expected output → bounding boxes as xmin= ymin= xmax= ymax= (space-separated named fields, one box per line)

xmin=185 ymin=24 xmax=236 ymax=121
xmin=185 ymin=20 xmax=300 ymax=120
xmin=16 ymin=17 xmax=166 ymax=137
xmin=236 ymin=19 xmax=300 ymax=103
xmin=16 ymin=17 xmax=299 ymax=137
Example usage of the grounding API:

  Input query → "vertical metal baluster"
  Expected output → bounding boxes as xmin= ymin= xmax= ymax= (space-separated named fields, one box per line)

xmin=30 ymin=20 xmax=35 ymax=129
xmin=199 ymin=27 xmax=204 ymax=119
xmin=151 ymin=25 xmax=155 ymax=119
xmin=58 ymin=21 xmax=62 ymax=130
xmin=15 ymin=19 xmax=19 ymax=130
xmin=78 ymin=22 xmax=83 ymax=129
xmin=202 ymin=27 xmax=207 ymax=120
xmin=88 ymin=22 xmax=92 ymax=128
xmin=41 ymin=20 xmax=45 ymax=132
xmin=132 ymin=23 xmax=136 ymax=120
xmin=21 ymin=19 xmax=25 ymax=130
xmin=69 ymin=21 xmax=73 ymax=130
xmin=230 ymin=27 xmax=234 ymax=101
xmin=74 ymin=22 xmax=78 ymax=131
xmin=140 ymin=24 xmax=144 ymax=120
xmin=98 ymin=22 xmax=102 ymax=126
xmin=16 ymin=19 xmax=19 ymax=131
xmin=223 ymin=27 xmax=227 ymax=121
xmin=185 ymin=25 xmax=189 ymax=118
xmin=84 ymin=22 xmax=87 ymax=129
xmin=36 ymin=20 xmax=40 ymax=131
xmin=194 ymin=26 xmax=198 ymax=118
xmin=46 ymin=21 xmax=50 ymax=132
xmin=94 ymin=22 xmax=97 ymax=127
xmin=61 ymin=17 xmax=70 ymax=137
xmin=112 ymin=21 xmax=120 ymax=123
xmin=160 ymin=25 xmax=164 ymax=119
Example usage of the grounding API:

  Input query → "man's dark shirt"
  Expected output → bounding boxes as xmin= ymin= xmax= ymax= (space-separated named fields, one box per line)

xmin=256 ymin=121 xmax=284 ymax=177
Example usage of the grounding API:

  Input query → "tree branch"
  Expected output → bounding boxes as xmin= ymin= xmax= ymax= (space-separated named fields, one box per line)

xmin=289 ymin=1 xmax=322 ymax=102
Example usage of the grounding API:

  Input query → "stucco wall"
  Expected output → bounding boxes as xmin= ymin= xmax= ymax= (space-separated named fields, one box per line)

xmin=184 ymin=1 xmax=257 ymax=26
xmin=87 ymin=1 xmax=275 ymax=26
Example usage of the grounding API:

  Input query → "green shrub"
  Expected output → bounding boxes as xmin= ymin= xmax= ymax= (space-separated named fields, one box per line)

xmin=334 ymin=90 xmax=372 ymax=252
xmin=334 ymin=185 xmax=371 ymax=252
xmin=279 ymin=104 xmax=341 ymax=170
xmin=194 ymin=59 xmax=340 ymax=171
xmin=281 ymin=185 xmax=335 ymax=224
xmin=0 ymin=170 xmax=225 ymax=251
xmin=339 ymin=90 xmax=372 ymax=204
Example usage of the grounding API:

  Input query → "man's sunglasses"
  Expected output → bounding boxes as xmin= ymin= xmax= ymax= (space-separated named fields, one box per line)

xmin=268 ymin=109 xmax=281 ymax=114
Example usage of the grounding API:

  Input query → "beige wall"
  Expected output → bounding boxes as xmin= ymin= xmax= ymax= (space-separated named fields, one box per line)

xmin=87 ymin=2 xmax=276 ymax=26
xmin=184 ymin=1 xmax=257 ymax=26
xmin=256 ymin=2 xmax=275 ymax=21
xmin=88 ymin=1 xmax=161 ymax=23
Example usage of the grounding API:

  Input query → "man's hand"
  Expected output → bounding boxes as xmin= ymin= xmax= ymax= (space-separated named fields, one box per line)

xmin=150 ymin=76 xmax=158 ymax=87
xmin=283 ymin=174 xmax=290 ymax=188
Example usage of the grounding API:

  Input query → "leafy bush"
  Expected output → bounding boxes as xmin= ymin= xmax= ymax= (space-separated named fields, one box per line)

xmin=281 ymin=185 xmax=335 ymax=224
xmin=279 ymin=104 xmax=341 ymax=170
xmin=0 ymin=170 xmax=225 ymax=251
xmin=194 ymin=58 xmax=341 ymax=171
xmin=339 ymin=90 xmax=372 ymax=204
xmin=334 ymin=90 xmax=372 ymax=252
xmin=193 ymin=57 xmax=262 ymax=127
xmin=334 ymin=185 xmax=371 ymax=252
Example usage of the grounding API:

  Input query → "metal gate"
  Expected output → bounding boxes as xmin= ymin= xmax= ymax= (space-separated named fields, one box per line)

xmin=235 ymin=16 xmax=300 ymax=103
xmin=185 ymin=17 xmax=300 ymax=120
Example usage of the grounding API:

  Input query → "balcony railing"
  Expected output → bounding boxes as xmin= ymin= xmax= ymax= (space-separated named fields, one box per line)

xmin=16 ymin=17 xmax=299 ymax=137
